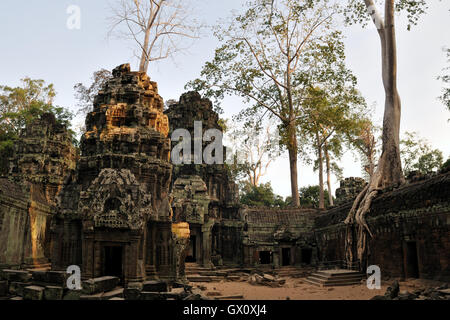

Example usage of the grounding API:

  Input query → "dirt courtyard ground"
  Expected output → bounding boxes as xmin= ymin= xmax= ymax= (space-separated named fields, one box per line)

xmin=191 ymin=277 xmax=447 ymax=300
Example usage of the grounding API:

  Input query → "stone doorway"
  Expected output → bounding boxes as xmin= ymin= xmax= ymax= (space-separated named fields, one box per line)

xmin=104 ymin=246 xmax=123 ymax=280
xmin=185 ymin=235 xmax=197 ymax=263
xmin=259 ymin=251 xmax=271 ymax=264
xmin=301 ymin=248 xmax=312 ymax=264
xmin=282 ymin=248 xmax=291 ymax=266
xmin=405 ymin=241 xmax=419 ymax=278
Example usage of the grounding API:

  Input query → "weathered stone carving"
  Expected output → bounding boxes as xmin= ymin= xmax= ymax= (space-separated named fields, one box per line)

xmin=79 ymin=169 xmax=152 ymax=230
xmin=165 ymin=92 xmax=242 ymax=267
xmin=50 ymin=64 xmax=176 ymax=284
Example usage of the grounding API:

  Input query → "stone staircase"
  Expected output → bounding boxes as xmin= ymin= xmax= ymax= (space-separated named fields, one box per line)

xmin=304 ymin=269 xmax=365 ymax=287
xmin=274 ymin=266 xmax=315 ymax=278
xmin=185 ymin=263 xmax=243 ymax=282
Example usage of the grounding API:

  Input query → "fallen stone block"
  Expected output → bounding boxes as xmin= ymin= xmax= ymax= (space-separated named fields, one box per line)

xmin=142 ymin=280 xmax=168 ymax=292
xmin=109 ymin=297 xmax=125 ymax=300
xmin=263 ymin=274 xmax=275 ymax=281
xmin=140 ymin=291 xmax=163 ymax=300
xmin=80 ymin=293 xmax=103 ymax=301
xmin=23 ymin=286 xmax=45 ymax=300
xmin=160 ymin=288 xmax=188 ymax=300
xmin=171 ymin=287 xmax=187 ymax=295
xmin=0 ymin=280 xmax=7 ymax=296
xmin=438 ymin=288 xmax=450 ymax=296
xmin=2 ymin=270 xmax=31 ymax=282
xmin=9 ymin=282 xmax=31 ymax=297
xmin=10 ymin=296 xmax=23 ymax=301
xmin=44 ymin=286 xmax=64 ymax=300
xmin=398 ymin=290 xmax=418 ymax=300
xmin=102 ymin=288 xmax=124 ymax=300
xmin=214 ymin=295 xmax=244 ymax=300
xmin=63 ymin=290 xmax=83 ymax=300
xmin=47 ymin=271 xmax=68 ymax=286
xmin=82 ymin=276 xmax=120 ymax=295
xmin=124 ymin=287 xmax=141 ymax=300
xmin=31 ymin=271 xmax=48 ymax=283
xmin=172 ymin=281 xmax=192 ymax=290
xmin=206 ymin=291 xmax=222 ymax=297
xmin=384 ymin=280 xmax=399 ymax=299
xmin=183 ymin=293 xmax=203 ymax=300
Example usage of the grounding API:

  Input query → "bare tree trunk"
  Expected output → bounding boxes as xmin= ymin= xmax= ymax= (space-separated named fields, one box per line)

xmin=139 ymin=27 xmax=151 ymax=73
xmin=317 ymin=132 xmax=325 ymax=209
xmin=378 ymin=0 xmax=404 ymax=187
xmin=287 ymin=121 xmax=300 ymax=207
xmin=345 ymin=0 xmax=405 ymax=270
xmin=324 ymin=142 xmax=334 ymax=206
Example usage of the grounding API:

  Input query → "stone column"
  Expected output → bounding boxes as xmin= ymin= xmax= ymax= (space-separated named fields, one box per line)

xmin=126 ymin=231 xmax=144 ymax=284
xmin=50 ymin=220 xmax=62 ymax=270
xmin=82 ymin=232 xmax=94 ymax=280
xmin=201 ymin=219 xmax=215 ymax=269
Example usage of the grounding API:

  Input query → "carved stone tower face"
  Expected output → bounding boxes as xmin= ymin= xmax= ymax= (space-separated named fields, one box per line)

xmin=79 ymin=63 xmax=172 ymax=213
xmin=73 ymin=64 xmax=175 ymax=283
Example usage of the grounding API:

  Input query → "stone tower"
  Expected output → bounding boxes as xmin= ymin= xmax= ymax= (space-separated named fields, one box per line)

xmin=165 ymin=92 xmax=242 ymax=267
xmin=51 ymin=64 xmax=181 ymax=283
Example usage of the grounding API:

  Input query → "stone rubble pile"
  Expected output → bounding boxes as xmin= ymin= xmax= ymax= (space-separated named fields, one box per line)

xmin=248 ymin=272 xmax=286 ymax=288
xmin=371 ymin=280 xmax=450 ymax=300
xmin=0 ymin=269 xmax=210 ymax=300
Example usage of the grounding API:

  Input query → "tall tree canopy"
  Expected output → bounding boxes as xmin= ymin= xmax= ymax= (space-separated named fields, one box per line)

xmin=240 ymin=182 xmax=286 ymax=208
xmin=299 ymin=85 xmax=366 ymax=209
xmin=400 ymin=131 xmax=443 ymax=175
xmin=187 ymin=0 xmax=351 ymax=207
xmin=438 ymin=48 xmax=450 ymax=114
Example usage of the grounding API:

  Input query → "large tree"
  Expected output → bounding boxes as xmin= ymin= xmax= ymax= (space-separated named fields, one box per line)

xmin=400 ymin=131 xmax=443 ymax=175
xmin=187 ymin=0 xmax=340 ymax=207
xmin=300 ymin=85 xmax=366 ymax=209
xmin=343 ymin=0 xmax=429 ymax=269
xmin=108 ymin=0 xmax=200 ymax=73
xmin=438 ymin=48 xmax=450 ymax=114
xmin=227 ymin=120 xmax=280 ymax=187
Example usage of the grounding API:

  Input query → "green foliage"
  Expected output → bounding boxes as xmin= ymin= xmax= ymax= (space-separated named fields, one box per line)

xmin=343 ymin=0 xmax=428 ymax=30
xmin=441 ymin=158 xmax=450 ymax=171
xmin=299 ymin=185 xmax=334 ymax=209
xmin=240 ymin=182 xmax=286 ymax=208
xmin=438 ymin=48 xmax=450 ymax=114
xmin=346 ymin=114 xmax=381 ymax=179
xmin=226 ymin=120 xmax=281 ymax=186
xmin=74 ymin=69 xmax=112 ymax=117
xmin=400 ymin=132 xmax=443 ymax=175
xmin=186 ymin=0 xmax=343 ymax=143
xmin=0 ymin=78 xmax=74 ymax=174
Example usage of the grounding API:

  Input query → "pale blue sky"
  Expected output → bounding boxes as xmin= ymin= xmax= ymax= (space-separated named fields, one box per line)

xmin=0 ymin=1 xmax=449 ymax=197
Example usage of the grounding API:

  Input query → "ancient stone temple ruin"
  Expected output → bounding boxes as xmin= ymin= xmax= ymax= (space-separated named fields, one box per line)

xmin=0 ymin=112 xmax=77 ymax=270
xmin=0 ymin=64 xmax=449 ymax=301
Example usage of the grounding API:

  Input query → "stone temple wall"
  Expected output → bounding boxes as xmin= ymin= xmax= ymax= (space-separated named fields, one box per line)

xmin=241 ymin=207 xmax=319 ymax=267
xmin=315 ymin=171 xmax=450 ymax=281
xmin=0 ymin=112 xmax=76 ymax=269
